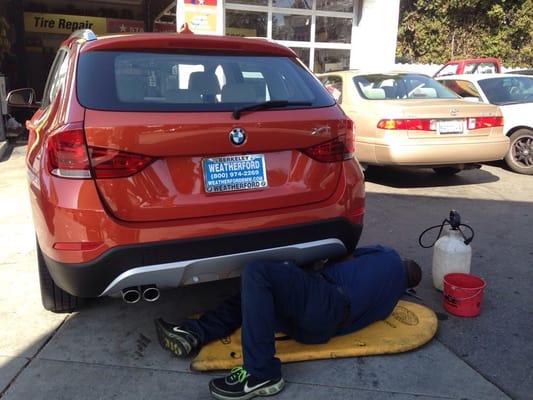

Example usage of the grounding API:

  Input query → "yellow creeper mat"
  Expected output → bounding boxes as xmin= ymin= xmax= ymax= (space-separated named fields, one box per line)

xmin=190 ymin=300 xmax=437 ymax=371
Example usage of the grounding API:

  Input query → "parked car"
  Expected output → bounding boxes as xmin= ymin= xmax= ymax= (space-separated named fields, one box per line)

xmin=318 ymin=71 xmax=509 ymax=174
xmin=433 ymin=58 xmax=502 ymax=78
xmin=438 ymin=74 xmax=533 ymax=174
xmin=7 ymin=30 xmax=365 ymax=313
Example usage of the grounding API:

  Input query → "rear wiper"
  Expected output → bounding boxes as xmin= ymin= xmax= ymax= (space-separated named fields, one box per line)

xmin=232 ymin=100 xmax=312 ymax=120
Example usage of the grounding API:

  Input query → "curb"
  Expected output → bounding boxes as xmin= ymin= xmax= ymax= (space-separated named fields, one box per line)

xmin=0 ymin=140 xmax=11 ymax=161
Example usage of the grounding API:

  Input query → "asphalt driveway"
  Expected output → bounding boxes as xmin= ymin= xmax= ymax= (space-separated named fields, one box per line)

xmin=1 ymin=143 xmax=531 ymax=399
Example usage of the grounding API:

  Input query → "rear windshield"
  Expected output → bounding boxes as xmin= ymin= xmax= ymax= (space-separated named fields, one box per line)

xmin=353 ymin=74 xmax=459 ymax=100
xmin=76 ymin=51 xmax=334 ymax=111
xmin=478 ymin=76 xmax=533 ymax=105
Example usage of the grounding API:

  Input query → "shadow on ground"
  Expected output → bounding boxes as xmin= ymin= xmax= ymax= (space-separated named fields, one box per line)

xmin=364 ymin=165 xmax=500 ymax=188
xmin=0 ymin=139 xmax=26 ymax=163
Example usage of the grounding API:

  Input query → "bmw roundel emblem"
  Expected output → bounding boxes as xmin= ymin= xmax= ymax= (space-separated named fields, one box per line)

xmin=229 ymin=127 xmax=246 ymax=145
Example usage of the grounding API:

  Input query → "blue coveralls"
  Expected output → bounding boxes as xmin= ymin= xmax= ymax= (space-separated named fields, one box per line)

xmin=181 ymin=245 xmax=408 ymax=380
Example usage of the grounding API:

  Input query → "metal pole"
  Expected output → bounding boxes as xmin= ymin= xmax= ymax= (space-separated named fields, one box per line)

xmin=0 ymin=118 xmax=5 ymax=143
xmin=0 ymin=74 xmax=6 ymax=142
xmin=144 ymin=0 xmax=153 ymax=32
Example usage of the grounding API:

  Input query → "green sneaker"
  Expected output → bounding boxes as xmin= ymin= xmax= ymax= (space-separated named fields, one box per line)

xmin=209 ymin=366 xmax=285 ymax=400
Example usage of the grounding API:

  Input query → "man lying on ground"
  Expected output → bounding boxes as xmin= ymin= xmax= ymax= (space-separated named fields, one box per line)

xmin=155 ymin=245 xmax=422 ymax=400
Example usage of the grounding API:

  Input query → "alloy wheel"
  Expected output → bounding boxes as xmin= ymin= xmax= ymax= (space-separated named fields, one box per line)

xmin=512 ymin=134 xmax=533 ymax=167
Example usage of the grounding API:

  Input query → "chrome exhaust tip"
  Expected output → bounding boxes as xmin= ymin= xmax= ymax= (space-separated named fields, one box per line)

xmin=141 ymin=285 xmax=160 ymax=302
xmin=122 ymin=287 xmax=141 ymax=304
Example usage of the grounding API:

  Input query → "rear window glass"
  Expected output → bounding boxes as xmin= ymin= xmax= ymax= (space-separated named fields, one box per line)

xmin=478 ymin=76 xmax=533 ymax=105
xmin=463 ymin=62 xmax=498 ymax=74
xmin=353 ymin=74 xmax=459 ymax=100
xmin=76 ymin=51 xmax=334 ymax=111
xmin=440 ymin=79 xmax=481 ymax=99
xmin=434 ymin=63 xmax=458 ymax=77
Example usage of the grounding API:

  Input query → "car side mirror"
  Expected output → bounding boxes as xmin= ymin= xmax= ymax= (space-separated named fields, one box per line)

xmin=6 ymin=88 xmax=39 ymax=108
xmin=462 ymin=96 xmax=481 ymax=102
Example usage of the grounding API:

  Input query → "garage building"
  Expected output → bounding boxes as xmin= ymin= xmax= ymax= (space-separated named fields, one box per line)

xmin=0 ymin=0 xmax=400 ymax=96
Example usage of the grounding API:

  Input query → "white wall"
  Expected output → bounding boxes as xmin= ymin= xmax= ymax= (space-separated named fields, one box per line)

xmin=351 ymin=0 xmax=401 ymax=70
xmin=394 ymin=63 xmax=442 ymax=76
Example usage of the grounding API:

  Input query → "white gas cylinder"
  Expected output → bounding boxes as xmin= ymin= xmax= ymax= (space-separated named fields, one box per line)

xmin=432 ymin=227 xmax=472 ymax=291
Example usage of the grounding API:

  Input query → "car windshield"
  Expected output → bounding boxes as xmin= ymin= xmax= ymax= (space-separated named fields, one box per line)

xmin=478 ymin=76 xmax=533 ymax=105
xmin=76 ymin=51 xmax=334 ymax=112
xmin=353 ymin=73 xmax=460 ymax=100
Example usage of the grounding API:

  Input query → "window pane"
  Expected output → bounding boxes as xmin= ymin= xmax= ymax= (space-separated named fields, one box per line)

xmin=272 ymin=13 xmax=311 ymax=41
xmin=42 ymin=50 xmax=67 ymax=107
xmin=77 ymin=51 xmax=335 ymax=111
xmin=464 ymin=62 xmax=498 ymax=74
xmin=315 ymin=16 xmax=352 ymax=43
xmin=226 ymin=0 xmax=267 ymax=5
xmin=241 ymin=70 xmax=270 ymax=101
xmin=478 ymin=76 xmax=533 ymax=105
xmin=435 ymin=64 xmax=458 ymax=77
xmin=314 ymin=49 xmax=350 ymax=73
xmin=273 ymin=0 xmax=311 ymax=9
xmin=225 ymin=10 xmax=267 ymax=38
xmin=441 ymin=80 xmax=481 ymax=99
xmin=49 ymin=54 xmax=69 ymax=104
xmin=291 ymin=47 xmax=310 ymax=66
xmin=316 ymin=0 xmax=354 ymax=12
xmin=320 ymin=75 xmax=343 ymax=102
xmin=353 ymin=74 xmax=460 ymax=100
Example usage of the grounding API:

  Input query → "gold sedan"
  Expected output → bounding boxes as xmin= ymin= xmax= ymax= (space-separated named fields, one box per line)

xmin=318 ymin=71 xmax=510 ymax=174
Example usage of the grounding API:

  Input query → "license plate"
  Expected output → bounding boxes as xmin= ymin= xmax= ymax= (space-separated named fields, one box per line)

xmin=438 ymin=119 xmax=464 ymax=134
xmin=202 ymin=154 xmax=268 ymax=193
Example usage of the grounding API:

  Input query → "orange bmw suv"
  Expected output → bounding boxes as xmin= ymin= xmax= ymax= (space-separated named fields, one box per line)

xmin=18 ymin=30 xmax=364 ymax=312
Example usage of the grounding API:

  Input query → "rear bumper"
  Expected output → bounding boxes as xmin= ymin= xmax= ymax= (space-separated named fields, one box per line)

xmin=373 ymin=137 xmax=510 ymax=165
xmin=43 ymin=218 xmax=363 ymax=297
xmin=30 ymin=158 xmax=364 ymax=265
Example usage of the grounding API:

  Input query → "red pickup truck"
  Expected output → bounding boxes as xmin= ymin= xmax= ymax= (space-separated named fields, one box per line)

xmin=433 ymin=58 xmax=502 ymax=77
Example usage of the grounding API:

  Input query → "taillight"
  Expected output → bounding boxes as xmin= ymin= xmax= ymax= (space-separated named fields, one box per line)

xmin=377 ymin=117 xmax=504 ymax=131
xmin=46 ymin=123 xmax=155 ymax=179
xmin=467 ymin=116 xmax=503 ymax=130
xmin=46 ymin=123 xmax=91 ymax=178
xmin=302 ymin=119 xmax=354 ymax=162
xmin=377 ymin=118 xmax=435 ymax=131
xmin=89 ymin=147 xmax=154 ymax=179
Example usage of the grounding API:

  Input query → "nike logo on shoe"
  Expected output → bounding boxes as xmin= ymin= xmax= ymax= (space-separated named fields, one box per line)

xmin=243 ymin=380 xmax=268 ymax=393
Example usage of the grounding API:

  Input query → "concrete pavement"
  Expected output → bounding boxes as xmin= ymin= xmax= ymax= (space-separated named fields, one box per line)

xmin=1 ymin=143 xmax=530 ymax=399
xmin=362 ymin=164 xmax=533 ymax=399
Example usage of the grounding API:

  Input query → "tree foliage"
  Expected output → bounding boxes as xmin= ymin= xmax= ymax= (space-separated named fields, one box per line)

xmin=396 ymin=0 xmax=533 ymax=67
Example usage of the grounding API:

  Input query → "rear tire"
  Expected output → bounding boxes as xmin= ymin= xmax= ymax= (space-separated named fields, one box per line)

xmin=505 ymin=129 xmax=533 ymax=175
xmin=37 ymin=240 xmax=82 ymax=313
xmin=433 ymin=167 xmax=461 ymax=176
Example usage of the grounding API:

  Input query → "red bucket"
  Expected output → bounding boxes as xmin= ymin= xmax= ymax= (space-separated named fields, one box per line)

xmin=443 ymin=273 xmax=486 ymax=317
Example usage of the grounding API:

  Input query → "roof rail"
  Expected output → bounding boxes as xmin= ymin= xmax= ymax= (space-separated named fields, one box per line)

xmin=69 ymin=29 xmax=97 ymax=42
